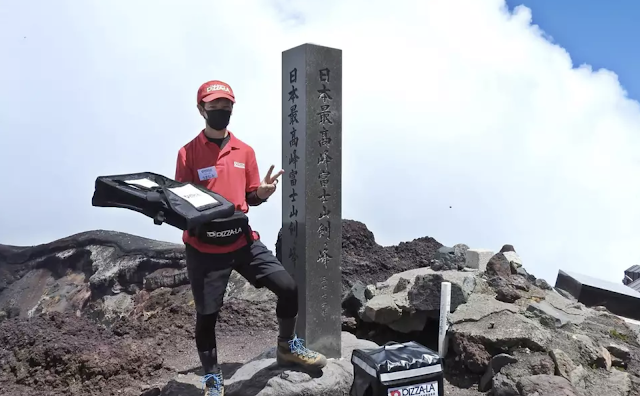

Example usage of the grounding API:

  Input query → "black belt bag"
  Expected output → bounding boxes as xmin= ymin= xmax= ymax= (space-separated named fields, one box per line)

xmin=190 ymin=210 xmax=254 ymax=247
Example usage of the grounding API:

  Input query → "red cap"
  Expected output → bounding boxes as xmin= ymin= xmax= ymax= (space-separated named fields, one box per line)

xmin=197 ymin=80 xmax=235 ymax=104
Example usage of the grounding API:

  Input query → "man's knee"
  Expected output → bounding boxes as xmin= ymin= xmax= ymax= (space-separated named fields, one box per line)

xmin=264 ymin=270 xmax=298 ymax=299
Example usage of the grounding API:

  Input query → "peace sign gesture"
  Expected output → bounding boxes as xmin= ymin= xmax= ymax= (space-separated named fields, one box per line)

xmin=256 ymin=165 xmax=284 ymax=199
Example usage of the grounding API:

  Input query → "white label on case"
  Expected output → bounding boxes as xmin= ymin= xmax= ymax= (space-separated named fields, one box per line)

xmin=168 ymin=184 xmax=218 ymax=209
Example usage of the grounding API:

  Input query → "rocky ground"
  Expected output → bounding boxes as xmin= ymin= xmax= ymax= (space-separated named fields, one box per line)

xmin=1 ymin=220 xmax=639 ymax=395
xmin=342 ymin=250 xmax=640 ymax=395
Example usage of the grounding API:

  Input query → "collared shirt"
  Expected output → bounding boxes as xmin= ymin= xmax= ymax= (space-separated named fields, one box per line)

xmin=175 ymin=130 xmax=261 ymax=253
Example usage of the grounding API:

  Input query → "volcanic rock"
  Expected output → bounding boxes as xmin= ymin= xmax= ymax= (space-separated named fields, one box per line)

xmin=0 ymin=230 xmax=186 ymax=318
xmin=479 ymin=353 xmax=518 ymax=391
xmin=0 ymin=312 xmax=168 ymax=395
xmin=276 ymin=220 xmax=443 ymax=293
xmin=407 ymin=271 xmax=475 ymax=312
xmin=358 ymin=267 xmax=477 ymax=333
xmin=485 ymin=253 xmax=512 ymax=278
xmin=342 ymin=280 xmax=367 ymax=317
xmin=227 ymin=332 xmax=378 ymax=395
xmin=516 ymin=374 xmax=580 ymax=396
xmin=480 ymin=350 xmax=556 ymax=393
xmin=499 ymin=244 xmax=515 ymax=253
xmin=607 ymin=343 xmax=632 ymax=362
xmin=363 ymin=294 xmax=403 ymax=324
xmin=549 ymin=349 xmax=578 ymax=380
xmin=432 ymin=244 xmax=469 ymax=270
xmin=525 ymin=300 xmax=572 ymax=328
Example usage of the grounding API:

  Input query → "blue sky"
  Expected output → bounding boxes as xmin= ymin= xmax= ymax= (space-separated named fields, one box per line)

xmin=506 ymin=0 xmax=640 ymax=100
xmin=1 ymin=0 xmax=639 ymax=285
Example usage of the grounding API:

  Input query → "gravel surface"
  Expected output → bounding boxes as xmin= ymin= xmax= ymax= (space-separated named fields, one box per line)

xmin=162 ymin=329 xmax=279 ymax=374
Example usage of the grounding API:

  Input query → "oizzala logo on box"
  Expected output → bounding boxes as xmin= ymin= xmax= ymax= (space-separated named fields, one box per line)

xmin=206 ymin=228 xmax=242 ymax=238
xmin=388 ymin=381 xmax=438 ymax=396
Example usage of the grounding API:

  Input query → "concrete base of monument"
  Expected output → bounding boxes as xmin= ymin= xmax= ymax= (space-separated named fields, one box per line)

xmin=160 ymin=332 xmax=378 ymax=396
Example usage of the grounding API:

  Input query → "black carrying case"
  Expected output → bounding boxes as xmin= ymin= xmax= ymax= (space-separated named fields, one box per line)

xmin=350 ymin=341 xmax=444 ymax=396
xmin=91 ymin=172 xmax=236 ymax=231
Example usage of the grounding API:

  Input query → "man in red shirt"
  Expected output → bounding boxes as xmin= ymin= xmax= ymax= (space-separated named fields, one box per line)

xmin=175 ymin=80 xmax=327 ymax=395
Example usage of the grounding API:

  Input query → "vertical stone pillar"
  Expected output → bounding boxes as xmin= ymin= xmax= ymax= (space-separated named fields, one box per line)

xmin=281 ymin=43 xmax=342 ymax=358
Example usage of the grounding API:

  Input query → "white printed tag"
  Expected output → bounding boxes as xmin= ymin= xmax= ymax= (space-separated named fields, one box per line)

xmin=388 ymin=381 xmax=438 ymax=396
xmin=234 ymin=161 xmax=245 ymax=169
xmin=124 ymin=178 xmax=160 ymax=189
xmin=197 ymin=166 xmax=217 ymax=181
xmin=168 ymin=184 xmax=218 ymax=209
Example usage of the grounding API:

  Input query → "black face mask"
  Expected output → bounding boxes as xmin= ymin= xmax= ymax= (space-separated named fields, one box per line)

xmin=204 ymin=109 xmax=231 ymax=130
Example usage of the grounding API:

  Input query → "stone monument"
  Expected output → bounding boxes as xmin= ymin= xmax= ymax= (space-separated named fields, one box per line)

xmin=281 ymin=43 xmax=342 ymax=358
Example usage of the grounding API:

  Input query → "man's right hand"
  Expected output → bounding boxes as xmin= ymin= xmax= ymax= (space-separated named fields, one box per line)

xmin=256 ymin=165 xmax=284 ymax=200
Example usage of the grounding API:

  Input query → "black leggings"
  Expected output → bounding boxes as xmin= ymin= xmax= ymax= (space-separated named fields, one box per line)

xmin=195 ymin=269 xmax=298 ymax=351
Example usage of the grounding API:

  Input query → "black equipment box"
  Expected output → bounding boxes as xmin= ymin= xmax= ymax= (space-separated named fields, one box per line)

xmin=350 ymin=341 xmax=444 ymax=396
xmin=91 ymin=172 xmax=236 ymax=231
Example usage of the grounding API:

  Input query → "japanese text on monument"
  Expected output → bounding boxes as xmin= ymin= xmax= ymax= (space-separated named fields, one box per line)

xmin=287 ymin=67 xmax=300 ymax=268
xmin=316 ymin=67 xmax=333 ymax=317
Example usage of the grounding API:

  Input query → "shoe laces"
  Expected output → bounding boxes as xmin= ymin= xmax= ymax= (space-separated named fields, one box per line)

xmin=202 ymin=373 xmax=223 ymax=394
xmin=288 ymin=335 xmax=318 ymax=359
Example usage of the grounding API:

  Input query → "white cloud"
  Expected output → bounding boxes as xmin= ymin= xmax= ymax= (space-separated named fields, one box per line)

xmin=1 ymin=0 xmax=638 ymax=284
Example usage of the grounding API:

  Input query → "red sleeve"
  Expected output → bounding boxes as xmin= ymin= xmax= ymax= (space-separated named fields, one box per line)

xmin=246 ymin=147 xmax=261 ymax=192
xmin=175 ymin=147 xmax=193 ymax=183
